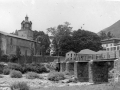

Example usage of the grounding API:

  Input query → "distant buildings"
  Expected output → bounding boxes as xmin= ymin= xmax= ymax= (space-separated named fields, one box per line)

xmin=101 ymin=38 xmax=120 ymax=51
xmin=0 ymin=15 xmax=40 ymax=56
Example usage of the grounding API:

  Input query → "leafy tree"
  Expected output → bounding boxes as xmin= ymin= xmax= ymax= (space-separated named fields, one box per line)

xmin=99 ymin=31 xmax=114 ymax=40
xmin=60 ymin=29 xmax=103 ymax=54
xmin=47 ymin=22 xmax=72 ymax=56
xmin=107 ymin=31 xmax=114 ymax=39
xmin=35 ymin=35 xmax=50 ymax=56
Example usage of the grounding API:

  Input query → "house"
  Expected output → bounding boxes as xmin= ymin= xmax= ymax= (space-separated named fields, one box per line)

xmin=101 ymin=38 xmax=120 ymax=51
xmin=65 ymin=51 xmax=77 ymax=61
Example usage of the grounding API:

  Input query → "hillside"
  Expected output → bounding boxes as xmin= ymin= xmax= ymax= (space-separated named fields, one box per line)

xmin=98 ymin=20 xmax=120 ymax=38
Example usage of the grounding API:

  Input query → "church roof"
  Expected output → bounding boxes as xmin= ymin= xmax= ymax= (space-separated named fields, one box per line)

xmin=0 ymin=31 xmax=37 ymax=42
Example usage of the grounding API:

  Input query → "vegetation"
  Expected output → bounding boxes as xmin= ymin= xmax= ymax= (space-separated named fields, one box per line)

xmin=47 ymin=22 xmax=102 ymax=56
xmin=33 ymin=30 xmax=50 ymax=56
xmin=26 ymin=72 xmax=40 ymax=79
xmin=10 ymin=82 xmax=29 ymax=90
xmin=10 ymin=70 xmax=22 ymax=78
xmin=5 ymin=62 xmax=23 ymax=72
xmin=3 ymin=68 xmax=10 ymax=75
xmin=48 ymin=71 xmax=65 ymax=81
xmin=23 ymin=63 xmax=48 ymax=74
xmin=99 ymin=31 xmax=114 ymax=40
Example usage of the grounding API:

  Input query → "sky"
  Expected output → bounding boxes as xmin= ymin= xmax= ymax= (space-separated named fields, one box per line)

xmin=0 ymin=0 xmax=120 ymax=33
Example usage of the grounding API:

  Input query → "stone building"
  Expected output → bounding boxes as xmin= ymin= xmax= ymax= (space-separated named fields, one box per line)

xmin=0 ymin=15 xmax=40 ymax=56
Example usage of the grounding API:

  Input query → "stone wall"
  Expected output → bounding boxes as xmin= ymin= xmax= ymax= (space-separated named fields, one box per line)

xmin=92 ymin=61 xmax=109 ymax=83
xmin=77 ymin=62 xmax=89 ymax=82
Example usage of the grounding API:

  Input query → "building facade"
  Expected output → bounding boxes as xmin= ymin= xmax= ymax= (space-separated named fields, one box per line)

xmin=0 ymin=15 xmax=40 ymax=56
xmin=101 ymin=38 xmax=120 ymax=51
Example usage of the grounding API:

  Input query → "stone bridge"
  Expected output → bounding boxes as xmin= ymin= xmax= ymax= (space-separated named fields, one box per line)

xmin=56 ymin=59 xmax=120 ymax=84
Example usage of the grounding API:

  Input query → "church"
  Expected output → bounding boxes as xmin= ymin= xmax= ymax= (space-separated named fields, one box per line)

xmin=0 ymin=15 xmax=40 ymax=56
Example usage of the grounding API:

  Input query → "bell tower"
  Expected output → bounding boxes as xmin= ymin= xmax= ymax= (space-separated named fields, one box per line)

xmin=18 ymin=15 xmax=33 ymax=40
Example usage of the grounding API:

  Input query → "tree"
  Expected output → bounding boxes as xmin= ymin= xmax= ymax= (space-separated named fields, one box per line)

xmin=107 ymin=31 xmax=114 ymax=39
xmin=16 ymin=46 xmax=21 ymax=63
xmin=99 ymin=31 xmax=114 ymax=40
xmin=35 ymin=34 xmax=50 ymax=56
xmin=60 ymin=29 xmax=103 ymax=55
xmin=47 ymin=22 xmax=72 ymax=56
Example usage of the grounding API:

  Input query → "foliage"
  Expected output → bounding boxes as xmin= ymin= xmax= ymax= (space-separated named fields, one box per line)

xmin=22 ymin=63 xmax=48 ymax=73
xmin=45 ymin=62 xmax=57 ymax=71
xmin=47 ymin=22 xmax=72 ymax=56
xmin=48 ymin=71 xmax=65 ymax=81
xmin=99 ymin=31 xmax=114 ymax=40
xmin=47 ymin=22 xmax=102 ymax=56
xmin=26 ymin=72 xmax=40 ymax=79
xmin=3 ymin=68 xmax=10 ymax=75
xmin=9 ymin=54 xmax=18 ymax=63
xmin=70 ymin=29 xmax=103 ymax=52
xmin=10 ymin=70 xmax=22 ymax=78
xmin=10 ymin=82 xmax=29 ymax=90
xmin=33 ymin=30 xmax=50 ymax=56
xmin=0 ymin=75 xmax=3 ymax=78
xmin=1 ymin=54 xmax=9 ymax=62
xmin=5 ymin=63 xmax=23 ymax=72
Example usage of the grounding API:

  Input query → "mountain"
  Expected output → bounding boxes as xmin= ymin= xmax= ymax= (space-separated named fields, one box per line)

xmin=98 ymin=20 xmax=120 ymax=38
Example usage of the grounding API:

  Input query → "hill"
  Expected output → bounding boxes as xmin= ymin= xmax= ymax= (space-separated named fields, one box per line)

xmin=98 ymin=20 xmax=120 ymax=38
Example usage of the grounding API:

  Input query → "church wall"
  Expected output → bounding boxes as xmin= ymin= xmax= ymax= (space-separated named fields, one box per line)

xmin=5 ymin=35 xmax=36 ymax=56
xmin=0 ymin=34 xmax=7 ymax=54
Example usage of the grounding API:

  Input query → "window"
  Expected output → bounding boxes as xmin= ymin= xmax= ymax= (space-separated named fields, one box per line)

xmin=107 ymin=48 xmax=109 ymax=51
xmin=68 ymin=54 xmax=69 ymax=56
xmin=114 ymin=47 xmax=116 ymax=51
xmin=71 ymin=54 xmax=72 ymax=57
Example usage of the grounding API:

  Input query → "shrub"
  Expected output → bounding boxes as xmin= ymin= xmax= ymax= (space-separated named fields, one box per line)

xmin=48 ymin=71 xmax=65 ymax=81
xmin=9 ymin=54 xmax=18 ymax=63
xmin=0 ymin=75 xmax=3 ymax=78
xmin=23 ymin=63 xmax=48 ymax=73
xmin=3 ymin=68 xmax=10 ymax=75
xmin=26 ymin=72 xmax=40 ymax=79
xmin=10 ymin=82 xmax=29 ymax=90
xmin=5 ymin=63 xmax=23 ymax=72
xmin=10 ymin=70 xmax=22 ymax=78
xmin=1 ymin=54 xmax=9 ymax=62
xmin=45 ymin=62 xmax=57 ymax=71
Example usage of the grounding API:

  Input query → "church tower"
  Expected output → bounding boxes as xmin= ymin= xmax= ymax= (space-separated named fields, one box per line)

xmin=18 ymin=15 xmax=33 ymax=40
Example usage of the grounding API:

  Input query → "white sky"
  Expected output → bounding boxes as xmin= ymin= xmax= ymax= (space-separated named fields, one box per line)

xmin=0 ymin=0 xmax=120 ymax=33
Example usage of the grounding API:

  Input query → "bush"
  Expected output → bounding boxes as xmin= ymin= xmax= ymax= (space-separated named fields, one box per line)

xmin=5 ymin=63 xmax=23 ymax=72
xmin=10 ymin=82 xmax=29 ymax=90
xmin=26 ymin=72 xmax=40 ymax=79
xmin=10 ymin=70 xmax=22 ymax=78
xmin=1 ymin=54 xmax=9 ymax=62
xmin=48 ymin=71 xmax=65 ymax=81
xmin=3 ymin=68 xmax=10 ymax=75
xmin=45 ymin=62 xmax=57 ymax=71
xmin=23 ymin=63 xmax=48 ymax=73
xmin=0 ymin=75 xmax=3 ymax=78
xmin=9 ymin=54 xmax=18 ymax=63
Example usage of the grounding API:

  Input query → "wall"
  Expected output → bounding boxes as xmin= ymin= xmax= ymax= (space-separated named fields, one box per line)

xmin=4 ymin=35 xmax=36 ymax=56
